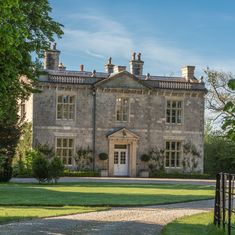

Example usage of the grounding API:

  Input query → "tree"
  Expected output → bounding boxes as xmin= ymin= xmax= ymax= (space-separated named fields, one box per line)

xmin=32 ymin=153 xmax=49 ymax=183
xmin=222 ymin=79 xmax=235 ymax=140
xmin=48 ymin=157 xmax=64 ymax=184
xmin=204 ymin=68 xmax=235 ymax=124
xmin=204 ymin=127 xmax=235 ymax=175
xmin=0 ymin=0 xmax=63 ymax=181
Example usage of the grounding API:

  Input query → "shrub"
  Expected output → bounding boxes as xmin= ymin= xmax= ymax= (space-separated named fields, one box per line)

xmin=13 ymin=149 xmax=38 ymax=177
xmin=49 ymin=157 xmax=64 ymax=183
xmin=98 ymin=153 xmax=108 ymax=161
xmin=32 ymin=154 xmax=49 ymax=183
xmin=0 ymin=155 xmax=13 ymax=182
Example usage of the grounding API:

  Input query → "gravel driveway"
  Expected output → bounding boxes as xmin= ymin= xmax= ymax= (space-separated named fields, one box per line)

xmin=0 ymin=199 xmax=214 ymax=235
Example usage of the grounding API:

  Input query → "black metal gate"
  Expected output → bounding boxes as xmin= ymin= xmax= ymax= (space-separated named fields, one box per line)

xmin=214 ymin=172 xmax=235 ymax=235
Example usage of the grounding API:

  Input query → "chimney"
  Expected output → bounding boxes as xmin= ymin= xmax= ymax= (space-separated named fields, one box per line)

xmin=129 ymin=52 xmax=144 ymax=76
xmin=181 ymin=65 xmax=195 ymax=82
xmin=80 ymin=64 xmax=84 ymax=72
xmin=44 ymin=43 xmax=60 ymax=70
xmin=105 ymin=57 xmax=115 ymax=74
xmin=114 ymin=65 xmax=126 ymax=73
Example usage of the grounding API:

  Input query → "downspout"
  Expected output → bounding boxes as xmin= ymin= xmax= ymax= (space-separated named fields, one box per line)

xmin=92 ymin=87 xmax=96 ymax=171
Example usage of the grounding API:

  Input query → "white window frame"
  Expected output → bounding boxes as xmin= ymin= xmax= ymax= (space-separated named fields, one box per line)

xmin=165 ymin=99 xmax=183 ymax=124
xmin=116 ymin=97 xmax=129 ymax=122
xmin=56 ymin=94 xmax=76 ymax=121
xmin=55 ymin=137 xmax=75 ymax=166
xmin=165 ymin=140 xmax=182 ymax=168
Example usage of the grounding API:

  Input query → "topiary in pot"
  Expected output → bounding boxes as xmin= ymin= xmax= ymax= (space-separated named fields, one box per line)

xmin=98 ymin=153 xmax=108 ymax=173
xmin=98 ymin=153 xmax=108 ymax=161
xmin=141 ymin=154 xmax=151 ymax=170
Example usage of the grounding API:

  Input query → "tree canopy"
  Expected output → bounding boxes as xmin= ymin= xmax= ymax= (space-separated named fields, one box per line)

xmin=0 ymin=0 xmax=63 ymax=181
xmin=0 ymin=0 xmax=63 ymax=106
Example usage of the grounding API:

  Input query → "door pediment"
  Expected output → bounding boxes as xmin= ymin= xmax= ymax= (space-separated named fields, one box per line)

xmin=107 ymin=127 xmax=139 ymax=140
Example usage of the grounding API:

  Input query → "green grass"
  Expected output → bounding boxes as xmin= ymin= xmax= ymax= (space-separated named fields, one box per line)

xmin=0 ymin=183 xmax=214 ymax=206
xmin=162 ymin=211 xmax=235 ymax=235
xmin=0 ymin=206 xmax=108 ymax=224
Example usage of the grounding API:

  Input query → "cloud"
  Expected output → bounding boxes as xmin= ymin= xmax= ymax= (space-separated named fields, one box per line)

xmin=61 ymin=12 xmax=134 ymax=59
xmin=60 ymin=10 xmax=235 ymax=75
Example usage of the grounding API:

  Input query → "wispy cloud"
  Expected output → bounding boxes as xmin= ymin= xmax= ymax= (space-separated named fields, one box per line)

xmin=60 ymin=10 xmax=235 ymax=75
xmin=61 ymin=11 xmax=134 ymax=59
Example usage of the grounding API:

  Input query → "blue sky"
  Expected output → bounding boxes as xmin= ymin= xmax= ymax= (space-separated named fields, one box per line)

xmin=49 ymin=0 xmax=235 ymax=77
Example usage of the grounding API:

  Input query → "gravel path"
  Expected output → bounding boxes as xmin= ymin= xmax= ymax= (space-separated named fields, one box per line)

xmin=0 ymin=199 xmax=214 ymax=235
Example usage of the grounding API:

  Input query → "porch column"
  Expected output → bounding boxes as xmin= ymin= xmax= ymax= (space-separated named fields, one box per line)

xmin=108 ymin=139 xmax=114 ymax=176
xmin=130 ymin=140 xmax=137 ymax=177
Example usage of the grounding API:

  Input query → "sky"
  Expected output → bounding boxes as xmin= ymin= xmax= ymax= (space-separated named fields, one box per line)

xmin=49 ymin=0 xmax=235 ymax=77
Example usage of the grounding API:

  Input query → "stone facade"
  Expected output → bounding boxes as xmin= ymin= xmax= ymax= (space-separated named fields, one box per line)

xmin=32 ymin=45 xmax=206 ymax=177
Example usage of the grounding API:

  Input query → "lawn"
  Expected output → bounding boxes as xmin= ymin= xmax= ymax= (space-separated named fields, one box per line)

xmin=162 ymin=211 xmax=235 ymax=235
xmin=0 ymin=182 xmax=214 ymax=206
xmin=0 ymin=182 xmax=214 ymax=224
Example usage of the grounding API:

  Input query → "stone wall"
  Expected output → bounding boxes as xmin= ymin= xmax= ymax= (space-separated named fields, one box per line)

xmin=33 ymin=82 xmax=205 ymax=175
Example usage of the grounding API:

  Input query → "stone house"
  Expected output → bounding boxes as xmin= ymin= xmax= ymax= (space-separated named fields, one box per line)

xmin=32 ymin=44 xmax=206 ymax=177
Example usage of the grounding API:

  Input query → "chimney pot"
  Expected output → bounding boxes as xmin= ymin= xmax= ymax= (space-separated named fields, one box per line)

xmin=92 ymin=69 xmax=96 ymax=77
xmin=132 ymin=52 xmax=136 ymax=60
xmin=80 ymin=64 xmax=84 ymax=72
xmin=105 ymin=57 xmax=115 ymax=73
xmin=53 ymin=43 xmax=57 ymax=50
xmin=58 ymin=62 xmax=66 ymax=71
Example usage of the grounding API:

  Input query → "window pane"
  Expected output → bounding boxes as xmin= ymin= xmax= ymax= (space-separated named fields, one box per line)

xmin=58 ymin=95 xmax=62 ymax=103
xmin=176 ymin=152 xmax=180 ymax=167
xmin=177 ymin=101 xmax=182 ymax=108
xmin=177 ymin=110 xmax=181 ymax=123
xmin=120 ymin=152 xmax=126 ymax=164
xmin=68 ymin=157 xmax=72 ymax=165
xmin=171 ymin=142 xmax=175 ymax=150
xmin=69 ymin=96 xmax=75 ymax=104
xmin=171 ymin=152 xmax=175 ymax=167
xmin=63 ymin=157 xmax=67 ymax=164
xmin=167 ymin=101 xmax=171 ymax=108
xmin=114 ymin=152 xmax=118 ymax=164
xmin=177 ymin=142 xmax=181 ymax=150
xmin=166 ymin=142 xmax=170 ymax=150
xmin=123 ymin=114 xmax=128 ymax=121
xmin=172 ymin=101 xmax=176 ymax=108
xmin=56 ymin=149 xmax=62 ymax=156
xmin=69 ymin=139 xmax=73 ymax=147
xmin=63 ymin=96 xmax=69 ymax=103
xmin=57 ymin=139 xmax=62 ymax=147
xmin=62 ymin=149 xmax=67 ymax=157
xmin=68 ymin=149 xmax=73 ymax=156
xmin=165 ymin=152 xmax=170 ymax=167
xmin=63 ymin=139 xmax=67 ymax=147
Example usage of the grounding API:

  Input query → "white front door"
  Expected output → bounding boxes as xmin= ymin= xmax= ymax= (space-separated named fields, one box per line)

xmin=114 ymin=147 xmax=128 ymax=176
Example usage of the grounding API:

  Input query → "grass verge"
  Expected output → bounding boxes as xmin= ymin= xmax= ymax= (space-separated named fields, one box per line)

xmin=162 ymin=211 xmax=235 ymax=235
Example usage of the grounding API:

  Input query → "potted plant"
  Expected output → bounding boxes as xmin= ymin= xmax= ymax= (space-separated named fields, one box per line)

xmin=98 ymin=152 xmax=108 ymax=177
xmin=140 ymin=154 xmax=150 ymax=178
